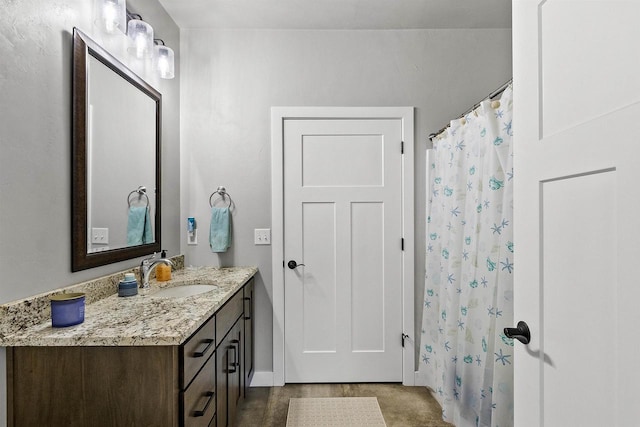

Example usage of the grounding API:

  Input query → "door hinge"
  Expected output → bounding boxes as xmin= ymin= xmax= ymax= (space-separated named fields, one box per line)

xmin=402 ymin=333 xmax=410 ymax=347
xmin=283 ymin=260 xmax=285 ymax=268
xmin=401 ymin=238 xmax=404 ymax=251
xmin=401 ymin=141 xmax=404 ymax=154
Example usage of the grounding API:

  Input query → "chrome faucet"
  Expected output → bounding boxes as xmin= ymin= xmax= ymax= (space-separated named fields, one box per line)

xmin=139 ymin=253 xmax=174 ymax=289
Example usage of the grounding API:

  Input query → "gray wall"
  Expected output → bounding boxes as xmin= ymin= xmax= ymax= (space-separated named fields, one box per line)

xmin=180 ymin=28 xmax=513 ymax=376
xmin=0 ymin=0 xmax=180 ymax=424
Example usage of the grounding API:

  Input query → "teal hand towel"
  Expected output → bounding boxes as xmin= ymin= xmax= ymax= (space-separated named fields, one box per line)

xmin=143 ymin=207 xmax=153 ymax=243
xmin=210 ymin=207 xmax=231 ymax=253
xmin=127 ymin=206 xmax=154 ymax=245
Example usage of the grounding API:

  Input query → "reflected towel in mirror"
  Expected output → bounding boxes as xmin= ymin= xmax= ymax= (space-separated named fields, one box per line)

xmin=127 ymin=206 xmax=153 ymax=245
xmin=210 ymin=207 xmax=231 ymax=253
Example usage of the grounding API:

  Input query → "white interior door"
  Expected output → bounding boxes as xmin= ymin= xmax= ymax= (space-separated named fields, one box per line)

xmin=283 ymin=116 xmax=403 ymax=383
xmin=514 ymin=1 xmax=640 ymax=425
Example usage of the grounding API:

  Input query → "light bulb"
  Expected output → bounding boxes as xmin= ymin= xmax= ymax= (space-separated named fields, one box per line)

xmin=154 ymin=44 xmax=174 ymax=79
xmin=135 ymin=34 xmax=146 ymax=58
xmin=95 ymin=0 xmax=125 ymax=34
xmin=127 ymin=19 xmax=153 ymax=59
xmin=103 ymin=2 xmax=117 ymax=32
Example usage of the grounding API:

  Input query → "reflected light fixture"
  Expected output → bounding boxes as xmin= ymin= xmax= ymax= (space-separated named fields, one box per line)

xmin=127 ymin=15 xmax=154 ymax=59
xmin=96 ymin=0 xmax=126 ymax=34
xmin=154 ymin=39 xmax=175 ymax=79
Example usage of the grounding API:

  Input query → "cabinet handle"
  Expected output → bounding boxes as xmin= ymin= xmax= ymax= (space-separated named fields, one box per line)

xmin=231 ymin=340 xmax=240 ymax=368
xmin=193 ymin=338 xmax=214 ymax=358
xmin=243 ymin=296 xmax=252 ymax=320
xmin=231 ymin=340 xmax=240 ymax=367
xmin=228 ymin=345 xmax=237 ymax=373
xmin=193 ymin=391 xmax=215 ymax=417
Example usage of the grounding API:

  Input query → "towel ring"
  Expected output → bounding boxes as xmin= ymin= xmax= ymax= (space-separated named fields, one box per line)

xmin=209 ymin=186 xmax=233 ymax=208
xmin=127 ymin=186 xmax=150 ymax=208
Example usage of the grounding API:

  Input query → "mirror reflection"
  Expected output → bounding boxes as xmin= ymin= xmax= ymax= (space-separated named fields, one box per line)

xmin=87 ymin=54 xmax=156 ymax=253
xmin=72 ymin=28 xmax=161 ymax=271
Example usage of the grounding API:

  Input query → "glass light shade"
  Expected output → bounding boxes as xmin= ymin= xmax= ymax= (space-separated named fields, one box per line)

xmin=95 ymin=0 xmax=126 ymax=34
xmin=154 ymin=45 xmax=175 ymax=79
xmin=127 ymin=19 xmax=154 ymax=59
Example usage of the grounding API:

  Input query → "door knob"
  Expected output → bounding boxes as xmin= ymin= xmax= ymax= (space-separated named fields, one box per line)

xmin=287 ymin=260 xmax=305 ymax=269
xmin=504 ymin=321 xmax=531 ymax=345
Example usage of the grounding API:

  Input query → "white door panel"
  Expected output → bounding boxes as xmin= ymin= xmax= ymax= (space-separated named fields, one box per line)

xmin=514 ymin=1 xmax=640 ymax=425
xmin=302 ymin=134 xmax=384 ymax=187
xmin=541 ymin=170 xmax=617 ymax=426
xmin=540 ymin=1 xmax=640 ymax=137
xmin=351 ymin=201 xmax=385 ymax=352
xmin=300 ymin=201 xmax=337 ymax=353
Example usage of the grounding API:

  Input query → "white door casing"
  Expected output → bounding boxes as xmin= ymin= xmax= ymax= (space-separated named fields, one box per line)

xmin=271 ymin=107 xmax=415 ymax=386
xmin=514 ymin=1 xmax=640 ymax=426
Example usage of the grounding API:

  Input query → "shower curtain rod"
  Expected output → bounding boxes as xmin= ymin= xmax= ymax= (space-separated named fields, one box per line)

xmin=428 ymin=78 xmax=513 ymax=141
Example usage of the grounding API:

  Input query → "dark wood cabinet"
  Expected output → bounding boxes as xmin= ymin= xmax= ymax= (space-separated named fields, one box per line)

xmin=243 ymin=279 xmax=255 ymax=395
xmin=6 ymin=278 xmax=256 ymax=427
xmin=216 ymin=319 xmax=243 ymax=427
xmin=214 ymin=282 xmax=248 ymax=427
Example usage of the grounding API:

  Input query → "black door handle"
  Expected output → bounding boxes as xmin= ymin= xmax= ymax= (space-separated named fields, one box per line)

xmin=504 ymin=321 xmax=531 ymax=345
xmin=287 ymin=260 xmax=305 ymax=269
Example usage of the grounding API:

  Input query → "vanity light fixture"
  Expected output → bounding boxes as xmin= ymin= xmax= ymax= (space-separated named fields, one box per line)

xmin=154 ymin=39 xmax=175 ymax=79
xmin=127 ymin=14 xmax=154 ymax=59
xmin=95 ymin=0 xmax=126 ymax=34
xmin=125 ymin=11 xmax=175 ymax=79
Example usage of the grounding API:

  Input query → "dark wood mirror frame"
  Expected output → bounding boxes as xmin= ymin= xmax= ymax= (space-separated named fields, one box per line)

xmin=71 ymin=28 xmax=161 ymax=272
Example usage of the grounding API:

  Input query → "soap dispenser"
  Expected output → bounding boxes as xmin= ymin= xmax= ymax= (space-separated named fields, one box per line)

xmin=156 ymin=250 xmax=172 ymax=281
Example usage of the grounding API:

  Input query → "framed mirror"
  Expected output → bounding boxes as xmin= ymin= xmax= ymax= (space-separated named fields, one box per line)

xmin=72 ymin=28 xmax=161 ymax=272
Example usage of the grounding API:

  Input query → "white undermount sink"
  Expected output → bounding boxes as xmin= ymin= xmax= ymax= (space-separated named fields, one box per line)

xmin=151 ymin=284 xmax=217 ymax=298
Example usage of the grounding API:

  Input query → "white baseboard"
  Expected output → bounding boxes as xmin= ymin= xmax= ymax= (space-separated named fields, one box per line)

xmin=249 ymin=371 xmax=274 ymax=387
xmin=413 ymin=370 xmax=427 ymax=386
xmin=249 ymin=371 xmax=424 ymax=388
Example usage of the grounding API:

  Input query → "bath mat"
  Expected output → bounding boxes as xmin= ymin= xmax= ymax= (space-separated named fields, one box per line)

xmin=286 ymin=397 xmax=387 ymax=427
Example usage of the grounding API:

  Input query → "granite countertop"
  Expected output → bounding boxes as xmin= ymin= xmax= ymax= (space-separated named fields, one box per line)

xmin=0 ymin=266 xmax=257 ymax=347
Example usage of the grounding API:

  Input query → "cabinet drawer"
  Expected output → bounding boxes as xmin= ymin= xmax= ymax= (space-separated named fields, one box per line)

xmin=216 ymin=291 xmax=243 ymax=346
xmin=183 ymin=351 xmax=216 ymax=427
xmin=182 ymin=315 xmax=215 ymax=389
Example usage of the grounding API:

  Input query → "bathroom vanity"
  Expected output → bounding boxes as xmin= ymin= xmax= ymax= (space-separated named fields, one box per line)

xmin=2 ymin=266 xmax=256 ymax=427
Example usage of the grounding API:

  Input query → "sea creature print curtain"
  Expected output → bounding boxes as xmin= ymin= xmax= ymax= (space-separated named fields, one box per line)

xmin=419 ymin=85 xmax=514 ymax=427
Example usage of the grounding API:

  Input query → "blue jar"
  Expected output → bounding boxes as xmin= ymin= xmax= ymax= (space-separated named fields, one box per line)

xmin=50 ymin=293 xmax=85 ymax=327
xmin=118 ymin=273 xmax=138 ymax=297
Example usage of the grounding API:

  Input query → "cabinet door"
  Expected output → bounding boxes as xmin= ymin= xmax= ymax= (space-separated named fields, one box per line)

xmin=228 ymin=320 xmax=243 ymax=425
xmin=216 ymin=319 xmax=242 ymax=427
xmin=243 ymin=279 xmax=254 ymax=395
xmin=216 ymin=337 xmax=230 ymax=427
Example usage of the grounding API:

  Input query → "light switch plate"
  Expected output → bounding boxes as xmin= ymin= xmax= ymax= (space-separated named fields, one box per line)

xmin=254 ymin=228 xmax=271 ymax=245
xmin=91 ymin=227 xmax=109 ymax=244
xmin=188 ymin=230 xmax=198 ymax=245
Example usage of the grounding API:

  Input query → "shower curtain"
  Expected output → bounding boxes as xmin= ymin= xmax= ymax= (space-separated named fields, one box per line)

xmin=419 ymin=85 xmax=514 ymax=427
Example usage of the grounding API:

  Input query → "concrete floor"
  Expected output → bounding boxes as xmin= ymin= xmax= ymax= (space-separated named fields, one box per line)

xmin=235 ymin=383 xmax=454 ymax=427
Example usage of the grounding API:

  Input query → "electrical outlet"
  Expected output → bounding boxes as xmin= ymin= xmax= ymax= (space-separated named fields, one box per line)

xmin=254 ymin=228 xmax=271 ymax=245
xmin=91 ymin=227 xmax=109 ymax=244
